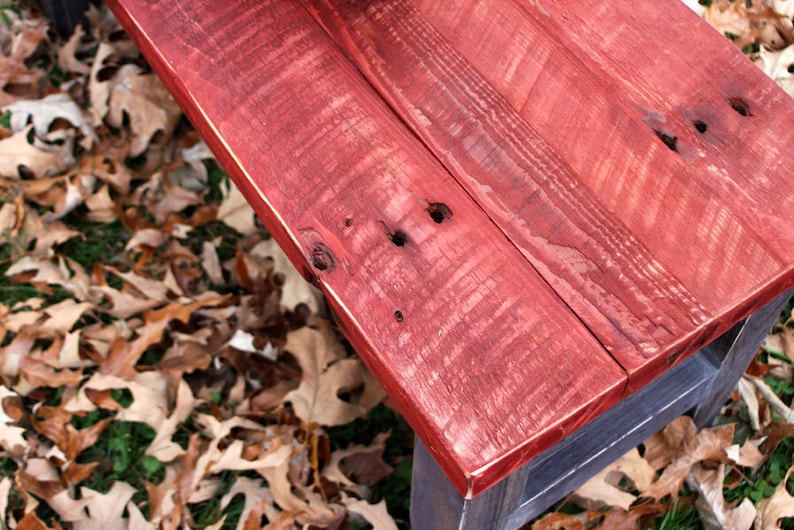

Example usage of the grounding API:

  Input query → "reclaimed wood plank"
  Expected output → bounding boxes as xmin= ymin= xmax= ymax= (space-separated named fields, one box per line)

xmin=304 ymin=0 xmax=794 ymax=389
xmin=413 ymin=0 xmax=794 ymax=322
xmin=105 ymin=0 xmax=627 ymax=497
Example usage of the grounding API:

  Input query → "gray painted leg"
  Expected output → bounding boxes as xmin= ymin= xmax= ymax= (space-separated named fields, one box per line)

xmin=410 ymin=438 xmax=530 ymax=530
xmin=692 ymin=289 xmax=792 ymax=427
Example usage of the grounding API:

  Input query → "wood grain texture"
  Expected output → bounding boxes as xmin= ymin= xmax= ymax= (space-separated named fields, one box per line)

xmin=304 ymin=0 xmax=794 ymax=389
xmin=104 ymin=0 xmax=627 ymax=497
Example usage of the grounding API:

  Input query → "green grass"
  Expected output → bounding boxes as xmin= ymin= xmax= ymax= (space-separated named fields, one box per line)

xmin=652 ymin=499 xmax=703 ymax=530
xmin=55 ymin=217 xmax=131 ymax=272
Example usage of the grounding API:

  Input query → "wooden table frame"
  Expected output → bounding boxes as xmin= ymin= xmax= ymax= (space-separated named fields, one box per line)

xmin=410 ymin=289 xmax=791 ymax=528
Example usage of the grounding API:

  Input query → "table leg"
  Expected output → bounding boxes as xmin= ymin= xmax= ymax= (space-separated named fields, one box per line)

xmin=692 ymin=289 xmax=792 ymax=427
xmin=410 ymin=438 xmax=530 ymax=530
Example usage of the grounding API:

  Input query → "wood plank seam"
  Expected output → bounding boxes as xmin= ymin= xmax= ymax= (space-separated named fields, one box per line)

xmin=301 ymin=0 xmax=719 ymax=384
xmin=105 ymin=0 xmax=629 ymax=497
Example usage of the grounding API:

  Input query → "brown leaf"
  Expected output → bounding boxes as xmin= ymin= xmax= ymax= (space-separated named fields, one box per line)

xmin=47 ymin=490 xmax=91 ymax=523
xmin=755 ymin=464 xmax=794 ymax=529
xmin=57 ymin=25 xmax=92 ymax=75
xmin=530 ymin=512 xmax=585 ymax=530
xmin=343 ymin=499 xmax=398 ymax=530
xmin=324 ymin=432 xmax=393 ymax=489
xmin=18 ymin=458 xmax=63 ymax=500
xmin=726 ymin=440 xmax=766 ymax=471
xmin=0 ymin=125 xmax=74 ymax=178
xmin=0 ymin=20 xmax=47 ymax=106
xmin=217 ymin=183 xmax=257 ymax=235
xmin=145 ymin=379 xmax=197 ymax=462
xmin=258 ymin=455 xmax=344 ymax=526
xmin=283 ymin=327 xmax=384 ymax=426
xmin=4 ymin=93 xmax=93 ymax=144
xmin=68 ymin=372 xmax=169 ymax=432
xmin=1 ymin=298 xmax=93 ymax=337
xmin=597 ymin=504 xmax=668 ymax=530
xmin=572 ymin=448 xmax=656 ymax=510
xmin=100 ymin=296 xmax=226 ymax=377
xmin=72 ymin=482 xmax=137 ymax=530
xmin=15 ymin=512 xmax=49 ymax=530
xmin=104 ymin=64 xmax=182 ymax=156
xmin=641 ymin=418 xmax=734 ymax=501
xmin=19 ymin=356 xmax=83 ymax=388
xmin=688 ymin=463 xmax=755 ymax=530
xmin=763 ymin=422 xmax=794 ymax=454
xmin=219 ymin=477 xmax=281 ymax=530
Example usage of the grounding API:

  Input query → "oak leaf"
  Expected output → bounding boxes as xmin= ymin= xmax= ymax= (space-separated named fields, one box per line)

xmin=530 ymin=512 xmax=585 ymax=530
xmin=0 ymin=387 xmax=26 ymax=454
xmin=688 ymin=463 xmax=756 ymax=530
xmin=774 ymin=0 xmax=794 ymax=18
xmin=217 ymin=183 xmax=258 ymax=236
xmin=104 ymin=64 xmax=182 ymax=156
xmin=756 ymin=46 xmax=794 ymax=100
xmin=145 ymin=378 xmax=197 ymax=462
xmin=0 ymin=298 xmax=93 ymax=337
xmin=100 ymin=297 xmax=227 ymax=377
xmin=755 ymin=465 xmax=794 ymax=529
xmin=219 ymin=477 xmax=284 ymax=530
xmin=253 ymin=238 xmax=321 ymax=313
xmin=0 ymin=20 xmax=47 ymax=106
xmin=4 ymin=93 xmax=93 ymax=144
xmin=57 ymin=25 xmax=92 ymax=75
xmin=72 ymin=482 xmax=137 ymax=530
xmin=572 ymin=448 xmax=655 ymax=510
xmin=0 ymin=125 xmax=74 ymax=178
xmin=343 ymin=498 xmax=399 ymax=530
xmin=323 ymin=432 xmax=393 ymax=491
xmin=258 ymin=455 xmax=344 ymax=526
xmin=642 ymin=417 xmax=734 ymax=500
xmin=284 ymin=327 xmax=385 ymax=426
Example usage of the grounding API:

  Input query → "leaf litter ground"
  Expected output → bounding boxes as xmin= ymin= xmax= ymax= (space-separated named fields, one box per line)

xmin=0 ymin=1 xmax=793 ymax=529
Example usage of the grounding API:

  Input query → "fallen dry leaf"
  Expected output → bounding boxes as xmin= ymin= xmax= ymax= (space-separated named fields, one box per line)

xmin=283 ymin=327 xmax=385 ymax=426
xmin=4 ymin=93 xmax=93 ymax=143
xmin=0 ymin=125 xmax=74 ymax=178
xmin=531 ymin=512 xmax=586 ymax=530
xmin=572 ymin=448 xmax=656 ymax=510
xmin=756 ymin=45 xmax=794 ymax=98
xmin=0 ymin=19 xmax=47 ymax=106
xmin=145 ymin=378 xmax=197 ymax=462
xmin=73 ymin=482 xmax=137 ymax=530
xmin=755 ymin=465 xmax=794 ymax=529
xmin=100 ymin=296 xmax=226 ymax=377
xmin=688 ymin=463 xmax=756 ymax=530
xmin=219 ymin=476 xmax=283 ymax=530
xmin=217 ymin=182 xmax=258 ymax=236
xmin=343 ymin=498 xmax=398 ymax=530
xmin=104 ymin=64 xmax=182 ymax=156
xmin=57 ymin=24 xmax=92 ymax=75
xmin=0 ymin=387 xmax=27 ymax=454
xmin=259 ymin=455 xmax=344 ymax=526
xmin=642 ymin=417 xmax=734 ymax=500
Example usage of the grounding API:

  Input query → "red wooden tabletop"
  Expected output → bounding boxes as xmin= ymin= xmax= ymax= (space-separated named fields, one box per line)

xmin=105 ymin=0 xmax=794 ymax=497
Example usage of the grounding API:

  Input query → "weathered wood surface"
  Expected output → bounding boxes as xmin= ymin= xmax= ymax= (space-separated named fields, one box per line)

xmin=105 ymin=0 xmax=794 ymax=499
xmin=105 ymin=0 xmax=627 ymax=497
xmin=303 ymin=0 xmax=794 ymax=390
